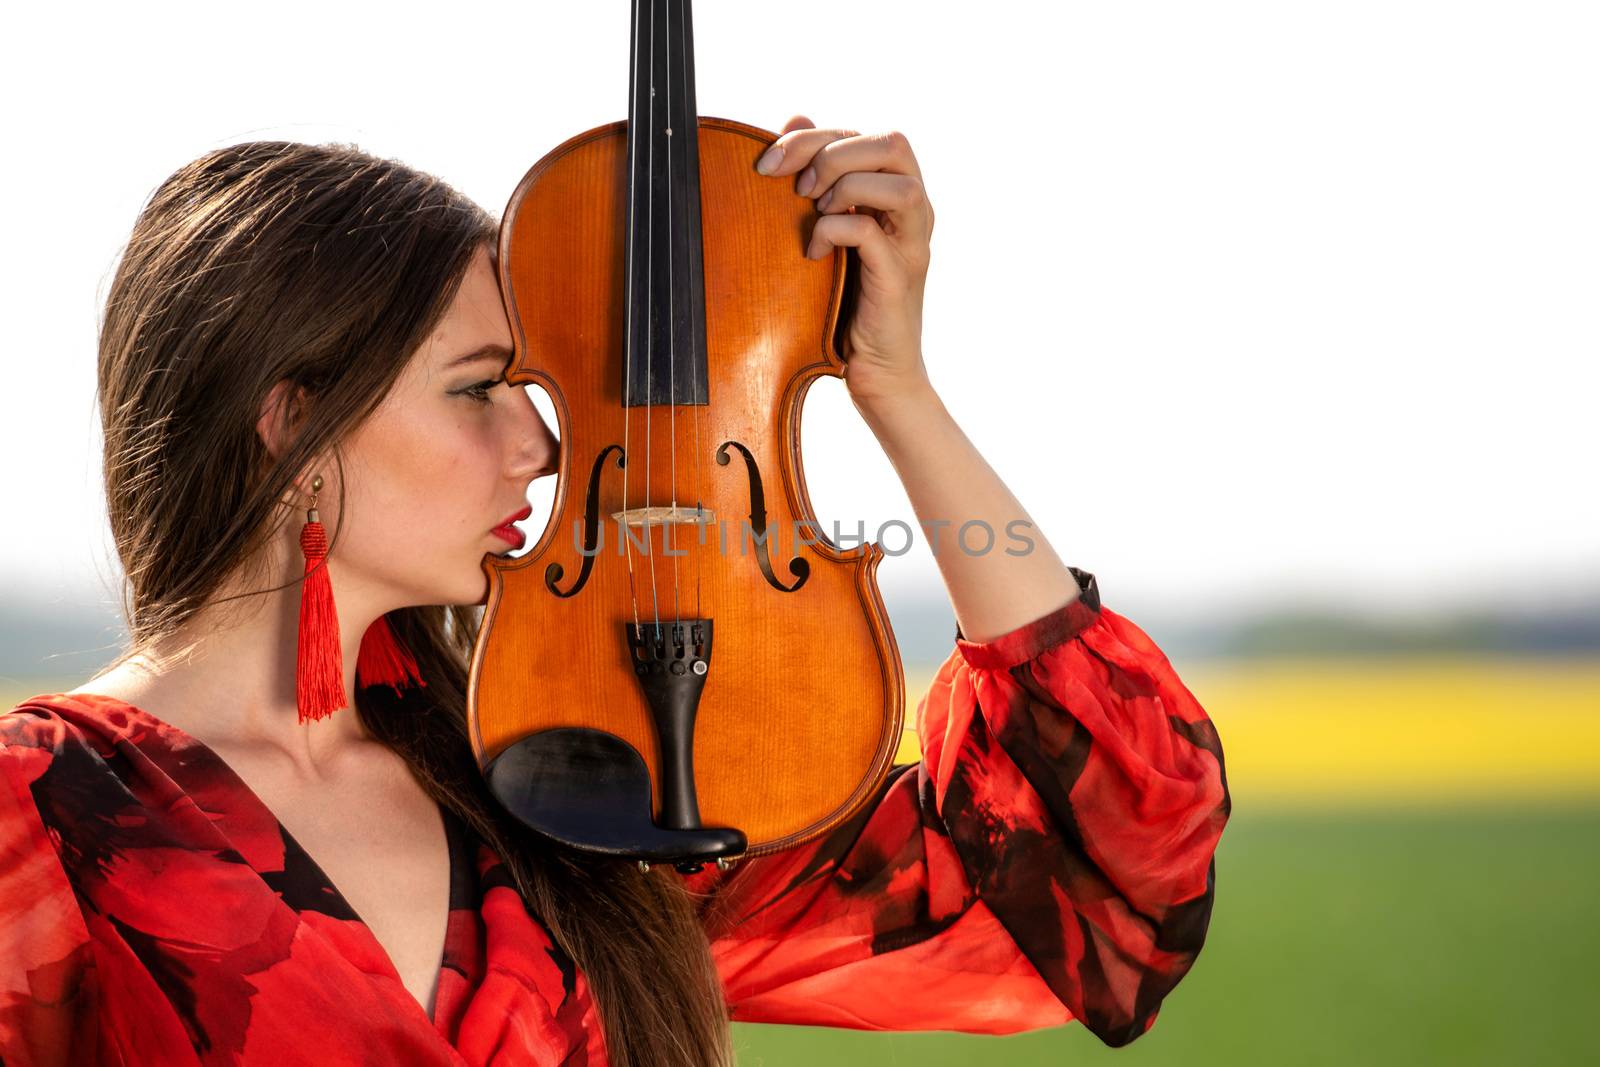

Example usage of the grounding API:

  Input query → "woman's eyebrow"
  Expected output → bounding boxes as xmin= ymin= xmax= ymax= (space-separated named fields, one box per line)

xmin=446 ymin=344 xmax=513 ymax=368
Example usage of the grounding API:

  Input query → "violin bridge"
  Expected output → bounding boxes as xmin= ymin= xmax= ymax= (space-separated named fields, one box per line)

xmin=610 ymin=504 xmax=716 ymax=529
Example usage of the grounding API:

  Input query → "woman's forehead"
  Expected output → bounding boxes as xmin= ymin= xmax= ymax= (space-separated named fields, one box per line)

xmin=435 ymin=256 xmax=513 ymax=354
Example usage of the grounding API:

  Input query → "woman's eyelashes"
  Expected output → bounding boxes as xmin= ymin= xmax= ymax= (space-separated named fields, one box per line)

xmin=455 ymin=378 xmax=503 ymax=404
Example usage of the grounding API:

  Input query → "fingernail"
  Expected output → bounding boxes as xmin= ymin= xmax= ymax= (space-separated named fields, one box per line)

xmin=796 ymin=166 xmax=816 ymax=196
xmin=756 ymin=144 xmax=784 ymax=174
xmin=816 ymin=189 xmax=833 ymax=212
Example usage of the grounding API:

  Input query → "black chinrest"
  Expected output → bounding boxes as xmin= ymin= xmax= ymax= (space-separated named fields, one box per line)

xmin=485 ymin=727 xmax=746 ymax=864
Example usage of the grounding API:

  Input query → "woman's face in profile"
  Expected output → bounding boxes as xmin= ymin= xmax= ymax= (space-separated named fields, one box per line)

xmin=336 ymin=243 xmax=558 ymax=610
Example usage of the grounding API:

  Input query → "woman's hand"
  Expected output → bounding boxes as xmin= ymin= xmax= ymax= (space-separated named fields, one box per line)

xmin=755 ymin=116 xmax=1080 ymax=639
xmin=755 ymin=115 xmax=935 ymax=409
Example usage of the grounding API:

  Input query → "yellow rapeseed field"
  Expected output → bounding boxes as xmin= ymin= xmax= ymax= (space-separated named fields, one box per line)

xmin=895 ymin=657 xmax=1600 ymax=804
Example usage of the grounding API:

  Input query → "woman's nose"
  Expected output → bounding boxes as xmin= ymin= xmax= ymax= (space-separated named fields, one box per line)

xmin=508 ymin=386 xmax=559 ymax=479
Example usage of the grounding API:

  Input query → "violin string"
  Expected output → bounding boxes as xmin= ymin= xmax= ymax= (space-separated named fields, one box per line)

xmin=643 ymin=0 xmax=662 ymax=640
xmin=665 ymin=0 xmax=683 ymax=635
xmin=620 ymin=0 xmax=643 ymax=637
xmin=678 ymin=0 xmax=705 ymax=627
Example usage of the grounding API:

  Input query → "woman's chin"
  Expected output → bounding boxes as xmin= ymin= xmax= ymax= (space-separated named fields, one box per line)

xmin=422 ymin=568 xmax=491 ymax=609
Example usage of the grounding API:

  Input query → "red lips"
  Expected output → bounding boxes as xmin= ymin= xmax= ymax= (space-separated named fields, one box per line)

xmin=496 ymin=505 xmax=534 ymax=530
xmin=491 ymin=505 xmax=533 ymax=549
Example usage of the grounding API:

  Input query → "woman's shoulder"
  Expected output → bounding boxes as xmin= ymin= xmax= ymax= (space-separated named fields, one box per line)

xmin=0 ymin=691 xmax=152 ymax=793
xmin=2 ymin=693 xmax=82 ymax=756
xmin=1 ymin=694 xmax=179 ymax=892
xmin=2 ymin=702 xmax=78 ymax=804
xmin=1 ymin=700 xmax=109 ymax=1055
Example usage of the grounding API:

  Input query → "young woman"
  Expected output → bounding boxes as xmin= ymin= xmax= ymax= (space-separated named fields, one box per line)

xmin=0 ymin=118 xmax=1230 ymax=1067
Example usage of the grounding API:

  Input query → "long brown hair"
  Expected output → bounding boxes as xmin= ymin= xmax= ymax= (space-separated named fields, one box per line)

xmin=96 ymin=140 xmax=731 ymax=1066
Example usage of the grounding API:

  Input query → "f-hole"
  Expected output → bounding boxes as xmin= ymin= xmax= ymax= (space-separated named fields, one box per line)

xmin=715 ymin=440 xmax=810 ymax=593
xmin=545 ymin=444 xmax=624 ymax=598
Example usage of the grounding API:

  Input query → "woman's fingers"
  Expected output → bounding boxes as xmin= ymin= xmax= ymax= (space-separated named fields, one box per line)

xmin=754 ymin=118 xmax=931 ymax=384
xmin=805 ymin=130 xmax=924 ymax=196
xmin=806 ymin=210 xmax=925 ymax=284
xmin=756 ymin=126 xmax=930 ymax=248
xmin=814 ymin=171 xmax=934 ymax=244
xmin=806 ymin=211 xmax=882 ymax=260
xmin=755 ymin=119 xmax=932 ymax=302
xmin=755 ymin=126 xmax=857 ymax=177
xmin=756 ymin=127 xmax=923 ymax=189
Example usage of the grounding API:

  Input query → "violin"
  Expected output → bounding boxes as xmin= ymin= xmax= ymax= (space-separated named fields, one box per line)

xmin=465 ymin=0 xmax=904 ymax=874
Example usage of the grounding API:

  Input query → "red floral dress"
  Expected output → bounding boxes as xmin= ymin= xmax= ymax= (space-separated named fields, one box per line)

xmin=0 ymin=567 xmax=1229 ymax=1066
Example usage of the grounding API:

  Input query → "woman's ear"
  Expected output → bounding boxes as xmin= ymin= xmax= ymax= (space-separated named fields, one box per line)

xmin=257 ymin=379 xmax=308 ymax=462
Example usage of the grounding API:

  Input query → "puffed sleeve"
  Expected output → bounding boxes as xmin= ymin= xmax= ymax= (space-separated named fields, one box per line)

xmin=0 ymin=711 xmax=103 ymax=1067
xmin=685 ymin=567 xmax=1230 ymax=1047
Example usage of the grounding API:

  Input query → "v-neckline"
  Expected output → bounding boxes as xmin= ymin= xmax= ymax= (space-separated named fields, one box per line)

xmin=40 ymin=691 xmax=460 ymax=1029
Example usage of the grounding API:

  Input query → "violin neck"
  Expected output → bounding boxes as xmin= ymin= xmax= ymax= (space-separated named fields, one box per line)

xmin=623 ymin=0 xmax=711 ymax=409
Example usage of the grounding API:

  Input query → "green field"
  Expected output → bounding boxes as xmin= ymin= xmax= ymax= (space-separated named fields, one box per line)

xmin=733 ymin=805 xmax=1600 ymax=1066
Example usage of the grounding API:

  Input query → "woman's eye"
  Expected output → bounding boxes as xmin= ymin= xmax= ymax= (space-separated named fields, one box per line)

xmin=457 ymin=379 xmax=503 ymax=404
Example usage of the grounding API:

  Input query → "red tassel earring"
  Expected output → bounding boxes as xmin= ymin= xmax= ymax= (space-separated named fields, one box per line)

xmin=357 ymin=614 xmax=426 ymax=695
xmin=296 ymin=474 xmax=346 ymax=725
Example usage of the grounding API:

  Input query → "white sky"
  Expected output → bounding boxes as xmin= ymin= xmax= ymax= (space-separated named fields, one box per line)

xmin=2 ymin=1 xmax=1595 ymax=626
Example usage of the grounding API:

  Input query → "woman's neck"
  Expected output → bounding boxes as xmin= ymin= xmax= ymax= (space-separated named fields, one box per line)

xmin=72 ymin=547 xmax=385 ymax=778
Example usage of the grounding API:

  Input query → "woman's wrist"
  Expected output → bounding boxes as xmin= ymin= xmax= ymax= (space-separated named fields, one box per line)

xmin=848 ymin=367 xmax=943 ymax=442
